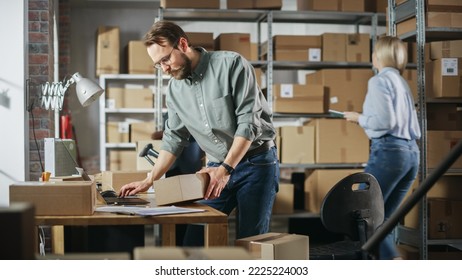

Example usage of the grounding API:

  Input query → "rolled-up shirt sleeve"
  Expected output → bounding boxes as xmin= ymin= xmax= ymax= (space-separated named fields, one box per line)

xmin=161 ymin=88 xmax=191 ymax=157
xmin=230 ymin=57 xmax=262 ymax=142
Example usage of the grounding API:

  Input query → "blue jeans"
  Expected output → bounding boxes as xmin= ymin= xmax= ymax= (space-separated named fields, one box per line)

xmin=365 ymin=135 xmax=420 ymax=259
xmin=183 ymin=146 xmax=280 ymax=246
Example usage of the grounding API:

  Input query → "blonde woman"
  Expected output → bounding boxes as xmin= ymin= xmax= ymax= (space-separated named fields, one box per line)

xmin=344 ymin=36 xmax=421 ymax=260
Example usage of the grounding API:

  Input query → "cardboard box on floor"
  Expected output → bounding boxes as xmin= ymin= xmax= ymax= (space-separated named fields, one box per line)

xmin=154 ymin=173 xmax=209 ymax=206
xmin=235 ymin=232 xmax=309 ymax=260
xmin=9 ymin=181 xmax=96 ymax=216
xmin=133 ymin=246 xmax=255 ymax=260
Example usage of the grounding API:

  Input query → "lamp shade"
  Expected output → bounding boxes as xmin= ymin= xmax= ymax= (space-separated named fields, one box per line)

xmin=72 ymin=72 xmax=104 ymax=107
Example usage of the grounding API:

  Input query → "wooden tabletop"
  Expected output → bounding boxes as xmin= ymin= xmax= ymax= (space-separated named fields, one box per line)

xmin=35 ymin=194 xmax=227 ymax=227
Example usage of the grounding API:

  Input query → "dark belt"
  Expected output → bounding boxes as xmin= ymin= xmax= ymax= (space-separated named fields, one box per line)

xmin=242 ymin=140 xmax=275 ymax=160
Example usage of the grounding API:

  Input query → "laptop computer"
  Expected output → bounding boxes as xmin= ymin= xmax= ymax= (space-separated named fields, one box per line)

xmin=76 ymin=168 xmax=150 ymax=206
xmin=56 ymin=138 xmax=150 ymax=206
xmin=99 ymin=189 xmax=150 ymax=206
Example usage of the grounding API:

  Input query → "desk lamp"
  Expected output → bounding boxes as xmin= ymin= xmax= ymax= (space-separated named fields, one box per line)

xmin=40 ymin=72 xmax=104 ymax=138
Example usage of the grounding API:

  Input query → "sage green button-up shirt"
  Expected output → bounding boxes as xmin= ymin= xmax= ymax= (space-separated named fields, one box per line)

xmin=161 ymin=48 xmax=276 ymax=163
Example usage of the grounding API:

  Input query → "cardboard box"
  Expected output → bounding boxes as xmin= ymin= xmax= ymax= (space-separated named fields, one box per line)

xmin=402 ymin=69 xmax=418 ymax=101
xmin=214 ymin=33 xmax=251 ymax=60
xmin=306 ymin=69 xmax=373 ymax=112
xmin=430 ymin=40 xmax=462 ymax=60
xmin=273 ymin=183 xmax=294 ymax=214
xmin=227 ymin=0 xmax=282 ymax=10
xmin=407 ymin=42 xmax=431 ymax=64
xmin=102 ymin=170 xmax=149 ymax=192
xmin=96 ymin=26 xmax=120 ymax=77
xmin=106 ymin=122 xmax=129 ymax=143
xmin=105 ymin=87 xmax=124 ymax=109
xmin=273 ymin=84 xmax=327 ymax=114
xmin=427 ymin=58 xmax=462 ymax=98
xmin=406 ymin=175 xmax=462 ymax=229
xmin=154 ymin=173 xmax=209 ymax=205
xmin=136 ymin=140 xmax=163 ymax=171
xmin=124 ymin=87 xmax=153 ymax=108
xmin=427 ymin=103 xmax=462 ymax=131
xmin=427 ymin=130 xmax=462 ymax=169
xmin=9 ymin=181 xmax=96 ymax=216
xmin=311 ymin=118 xmax=369 ymax=164
xmin=134 ymin=247 xmax=255 ymax=260
xmin=425 ymin=0 xmax=462 ymax=12
xmin=322 ymin=33 xmax=347 ymax=62
xmin=127 ymin=41 xmax=155 ymax=75
xmin=346 ymin=33 xmax=370 ymax=63
xmin=187 ymin=32 xmax=214 ymax=51
xmin=280 ymin=125 xmax=315 ymax=164
xmin=304 ymin=169 xmax=363 ymax=213
xmin=297 ymin=0 xmax=340 ymax=11
xmin=129 ymin=122 xmax=155 ymax=143
xmin=397 ymin=12 xmax=462 ymax=37
xmin=264 ymin=35 xmax=322 ymax=52
xmin=49 ymin=176 xmax=84 ymax=181
xmin=160 ymin=0 xmax=220 ymax=9
xmin=341 ymin=0 xmax=376 ymax=12
xmin=235 ymin=232 xmax=309 ymax=260
xmin=428 ymin=198 xmax=462 ymax=239
xmin=109 ymin=150 xmax=137 ymax=171
xmin=376 ymin=0 xmax=387 ymax=13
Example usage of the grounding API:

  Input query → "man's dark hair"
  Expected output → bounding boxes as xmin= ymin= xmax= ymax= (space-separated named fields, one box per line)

xmin=143 ymin=20 xmax=189 ymax=47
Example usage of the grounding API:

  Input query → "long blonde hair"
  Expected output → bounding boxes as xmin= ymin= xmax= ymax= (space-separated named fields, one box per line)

xmin=374 ymin=36 xmax=407 ymax=74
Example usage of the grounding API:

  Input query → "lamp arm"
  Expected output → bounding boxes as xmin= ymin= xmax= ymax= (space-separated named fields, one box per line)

xmin=40 ymin=77 xmax=75 ymax=111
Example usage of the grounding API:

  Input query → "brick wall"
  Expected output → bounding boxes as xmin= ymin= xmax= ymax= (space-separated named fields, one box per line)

xmin=28 ymin=0 xmax=54 ymax=181
xmin=28 ymin=0 xmax=72 ymax=181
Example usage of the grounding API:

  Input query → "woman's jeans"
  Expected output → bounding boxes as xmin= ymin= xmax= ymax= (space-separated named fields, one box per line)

xmin=183 ymin=146 xmax=279 ymax=246
xmin=365 ymin=135 xmax=420 ymax=259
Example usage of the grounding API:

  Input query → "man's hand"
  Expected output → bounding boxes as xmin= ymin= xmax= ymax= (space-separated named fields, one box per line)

xmin=198 ymin=166 xmax=230 ymax=200
xmin=118 ymin=179 xmax=152 ymax=197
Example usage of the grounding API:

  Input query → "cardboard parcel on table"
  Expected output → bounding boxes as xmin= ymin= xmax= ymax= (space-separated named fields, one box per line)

xmin=154 ymin=173 xmax=209 ymax=206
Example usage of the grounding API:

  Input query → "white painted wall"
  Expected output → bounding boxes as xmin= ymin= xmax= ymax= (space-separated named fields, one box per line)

xmin=0 ymin=0 xmax=27 ymax=206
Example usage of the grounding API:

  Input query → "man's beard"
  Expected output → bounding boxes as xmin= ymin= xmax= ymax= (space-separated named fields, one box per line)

xmin=169 ymin=52 xmax=192 ymax=80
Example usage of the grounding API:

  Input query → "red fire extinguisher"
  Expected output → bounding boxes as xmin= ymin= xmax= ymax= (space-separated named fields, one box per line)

xmin=60 ymin=114 xmax=73 ymax=139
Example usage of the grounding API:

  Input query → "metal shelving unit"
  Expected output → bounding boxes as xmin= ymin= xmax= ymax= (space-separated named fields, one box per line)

xmin=156 ymin=7 xmax=385 ymax=171
xmin=388 ymin=0 xmax=462 ymax=260
xmin=99 ymin=74 xmax=169 ymax=171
